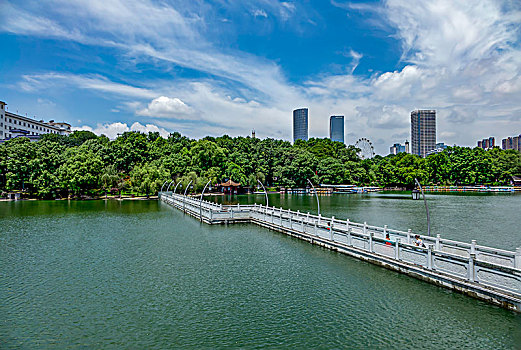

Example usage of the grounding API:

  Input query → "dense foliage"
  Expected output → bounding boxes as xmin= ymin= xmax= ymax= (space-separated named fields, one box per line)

xmin=1 ymin=131 xmax=520 ymax=198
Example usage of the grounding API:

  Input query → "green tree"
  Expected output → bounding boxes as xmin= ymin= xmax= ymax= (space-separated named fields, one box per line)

xmin=101 ymin=165 xmax=120 ymax=198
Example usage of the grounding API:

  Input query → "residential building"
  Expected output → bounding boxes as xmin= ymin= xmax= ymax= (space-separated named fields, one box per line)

xmin=435 ymin=142 xmax=448 ymax=150
xmin=0 ymin=101 xmax=4 ymax=140
xmin=425 ymin=142 xmax=448 ymax=157
xmin=0 ymin=101 xmax=71 ymax=142
xmin=405 ymin=140 xmax=410 ymax=153
xmin=293 ymin=108 xmax=308 ymax=142
xmin=502 ymin=135 xmax=521 ymax=151
xmin=477 ymin=137 xmax=495 ymax=150
xmin=329 ymin=115 xmax=344 ymax=143
xmin=411 ymin=109 xmax=436 ymax=157
xmin=390 ymin=143 xmax=406 ymax=155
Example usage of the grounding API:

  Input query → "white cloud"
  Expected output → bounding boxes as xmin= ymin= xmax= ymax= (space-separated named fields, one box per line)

xmin=20 ymin=73 xmax=157 ymax=99
xmin=136 ymin=96 xmax=195 ymax=119
xmin=347 ymin=49 xmax=363 ymax=73
xmin=73 ymin=121 xmax=170 ymax=139
xmin=281 ymin=2 xmax=296 ymax=12
xmin=129 ymin=122 xmax=170 ymax=138
xmin=252 ymin=9 xmax=268 ymax=18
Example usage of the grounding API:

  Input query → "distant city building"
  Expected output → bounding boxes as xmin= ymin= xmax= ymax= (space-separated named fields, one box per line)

xmin=435 ymin=142 xmax=448 ymax=150
xmin=502 ymin=135 xmax=520 ymax=151
xmin=390 ymin=142 xmax=406 ymax=155
xmin=426 ymin=142 xmax=448 ymax=157
xmin=477 ymin=137 xmax=495 ymax=150
xmin=251 ymin=129 xmax=256 ymax=138
xmin=293 ymin=108 xmax=308 ymax=142
xmin=405 ymin=140 xmax=410 ymax=153
xmin=329 ymin=115 xmax=344 ymax=143
xmin=411 ymin=109 xmax=436 ymax=157
xmin=0 ymin=101 xmax=71 ymax=143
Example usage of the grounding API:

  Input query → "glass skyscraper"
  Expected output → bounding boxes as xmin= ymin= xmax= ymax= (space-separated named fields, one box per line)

xmin=329 ymin=115 xmax=344 ymax=143
xmin=411 ymin=110 xmax=436 ymax=157
xmin=293 ymin=108 xmax=308 ymax=142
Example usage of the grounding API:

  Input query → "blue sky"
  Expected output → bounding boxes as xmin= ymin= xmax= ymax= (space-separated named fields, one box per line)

xmin=1 ymin=0 xmax=520 ymax=154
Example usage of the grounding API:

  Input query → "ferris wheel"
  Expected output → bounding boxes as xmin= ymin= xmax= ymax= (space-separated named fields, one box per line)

xmin=355 ymin=138 xmax=375 ymax=159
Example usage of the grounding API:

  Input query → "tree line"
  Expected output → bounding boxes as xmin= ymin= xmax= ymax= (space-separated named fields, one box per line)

xmin=0 ymin=130 xmax=520 ymax=198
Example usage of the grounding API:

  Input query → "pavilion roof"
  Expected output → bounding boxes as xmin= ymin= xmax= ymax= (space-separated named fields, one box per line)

xmin=220 ymin=179 xmax=241 ymax=187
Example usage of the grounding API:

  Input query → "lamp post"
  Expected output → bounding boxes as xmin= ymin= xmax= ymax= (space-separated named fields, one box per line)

xmin=172 ymin=182 xmax=181 ymax=194
xmin=257 ymin=179 xmax=269 ymax=207
xmin=160 ymin=180 xmax=169 ymax=193
xmin=307 ymin=178 xmax=320 ymax=216
xmin=200 ymin=180 xmax=212 ymax=222
xmin=414 ymin=178 xmax=431 ymax=237
xmin=183 ymin=180 xmax=193 ymax=213
xmin=166 ymin=180 xmax=176 ymax=192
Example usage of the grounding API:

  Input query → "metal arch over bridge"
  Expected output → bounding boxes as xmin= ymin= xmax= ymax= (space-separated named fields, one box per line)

xmin=158 ymin=192 xmax=521 ymax=312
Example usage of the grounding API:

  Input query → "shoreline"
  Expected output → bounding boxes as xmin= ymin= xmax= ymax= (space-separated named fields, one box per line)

xmin=1 ymin=189 xmax=520 ymax=202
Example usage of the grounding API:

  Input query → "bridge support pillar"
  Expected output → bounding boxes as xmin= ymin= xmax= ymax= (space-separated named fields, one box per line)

xmin=436 ymin=234 xmax=441 ymax=251
xmin=427 ymin=244 xmax=433 ymax=270
xmin=369 ymin=232 xmax=373 ymax=253
xmin=514 ymin=248 xmax=521 ymax=270
xmin=407 ymin=229 xmax=412 ymax=244
xmin=469 ymin=253 xmax=475 ymax=282
xmin=330 ymin=216 xmax=335 ymax=241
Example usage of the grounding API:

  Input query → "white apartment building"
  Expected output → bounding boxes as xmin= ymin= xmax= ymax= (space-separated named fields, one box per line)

xmin=0 ymin=101 xmax=71 ymax=142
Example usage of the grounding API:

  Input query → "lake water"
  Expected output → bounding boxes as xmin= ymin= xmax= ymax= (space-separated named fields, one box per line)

xmin=1 ymin=194 xmax=520 ymax=349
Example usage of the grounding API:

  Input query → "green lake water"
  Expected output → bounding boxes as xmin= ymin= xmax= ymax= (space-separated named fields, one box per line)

xmin=1 ymin=193 xmax=520 ymax=349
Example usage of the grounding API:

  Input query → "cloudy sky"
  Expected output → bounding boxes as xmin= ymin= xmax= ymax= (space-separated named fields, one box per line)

xmin=1 ymin=0 xmax=520 ymax=154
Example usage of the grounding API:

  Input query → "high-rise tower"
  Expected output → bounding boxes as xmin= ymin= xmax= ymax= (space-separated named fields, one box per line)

xmin=411 ymin=110 xmax=436 ymax=157
xmin=329 ymin=115 xmax=344 ymax=143
xmin=293 ymin=108 xmax=308 ymax=142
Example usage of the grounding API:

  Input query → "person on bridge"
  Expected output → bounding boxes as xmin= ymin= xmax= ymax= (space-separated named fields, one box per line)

xmin=415 ymin=235 xmax=426 ymax=248
xmin=385 ymin=233 xmax=393 ymax=246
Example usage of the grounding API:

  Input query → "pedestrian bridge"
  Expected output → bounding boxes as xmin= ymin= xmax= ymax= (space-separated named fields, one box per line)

xmin=160 ymin=192 xmax=521 ymax=312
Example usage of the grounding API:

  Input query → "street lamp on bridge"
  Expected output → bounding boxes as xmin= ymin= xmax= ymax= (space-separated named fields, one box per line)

xmin=257 ymin=179 xmax=269 ymax=207
xmin=307 ymin=178 xmax=320 ymax=216
xmin=414 ymin=178 xmax=431 ymax=237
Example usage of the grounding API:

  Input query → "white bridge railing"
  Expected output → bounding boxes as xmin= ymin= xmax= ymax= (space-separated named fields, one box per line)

xmin=160 ymin=193 xmax=521 ymax=300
